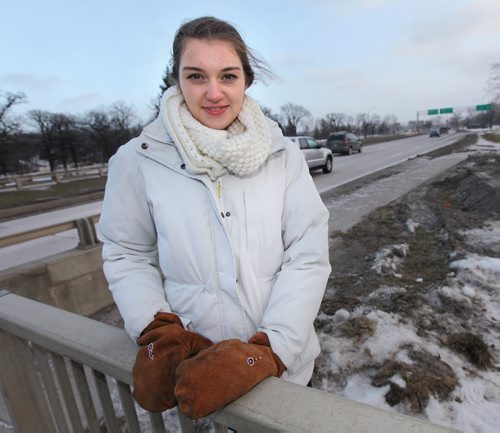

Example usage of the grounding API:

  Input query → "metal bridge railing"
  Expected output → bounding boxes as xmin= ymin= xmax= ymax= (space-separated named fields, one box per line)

xmin=0 ymin=290 xmax=459 ymax=433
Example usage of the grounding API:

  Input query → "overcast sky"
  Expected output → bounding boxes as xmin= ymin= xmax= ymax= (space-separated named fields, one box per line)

xmin=2 ymin=0 xmax=499 ymax=126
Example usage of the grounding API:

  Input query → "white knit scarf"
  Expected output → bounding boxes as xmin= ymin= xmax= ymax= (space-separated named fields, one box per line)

xmin=162 ymin=86 xmax=272 ymax=180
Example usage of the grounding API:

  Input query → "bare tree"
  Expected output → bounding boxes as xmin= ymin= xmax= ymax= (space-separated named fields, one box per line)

xmin=280 ymin=103 xmax=312 ymax=136
xmin=111 ymin=101 xmax=141 ymax=137
xmin=0 ymin=91 xmax=26 ymax=125
xmin=325 ymin=112 xmax=346 ymax=132
xmin=0 ymin=91 xmax=28 ymax=175
xmin=52 ymin=114 xmax=82 ymax=169
xmin=28 ymin=110 xmax=59 ymax=171
xmin=344 ymin=114 xmax=355 ymax=132
xmin=83 ymin=109 xmax=114 ymax=162
xmin=356 ymin=112 xmax=370 ymax=138
xmin=83 ymin=102 xmax=141 ymax=162
xmin=450 ymin=112 xmax=462 ymax=129
xmin=314 ymin=112 xmax=346 ymax=139
xmin=383 ymin=114 xmax=399 ymax=134
xmin=368 ymin=114 xmax=381 ymax=137
xmin=260 ymin=105 xmax=283 ymax=131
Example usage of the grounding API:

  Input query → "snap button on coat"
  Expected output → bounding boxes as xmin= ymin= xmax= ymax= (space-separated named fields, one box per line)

xmin=220 ymin=212 xmax=225 ymax=218
xmin=226 ymin=212 xmax=231 ymax=217
xmin=141 ymin=143 xmax=148 ymax=149
xmin=180 ymin=163 xmax=186 ymax=169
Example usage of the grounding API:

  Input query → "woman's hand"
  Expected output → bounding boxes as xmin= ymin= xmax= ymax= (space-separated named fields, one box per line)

xmin=132 ymin=312 xmax=212 ymax=412
xmin=174 ymin=332 xmax=286 ymax=419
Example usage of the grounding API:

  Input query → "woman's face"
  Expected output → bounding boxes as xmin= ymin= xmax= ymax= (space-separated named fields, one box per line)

xmin=178 ymin=38 xmax=247 ymax=130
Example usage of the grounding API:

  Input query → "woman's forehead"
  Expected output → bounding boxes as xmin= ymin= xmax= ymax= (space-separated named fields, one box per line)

xmin=180 ymin=38 xmax=241 ymax=66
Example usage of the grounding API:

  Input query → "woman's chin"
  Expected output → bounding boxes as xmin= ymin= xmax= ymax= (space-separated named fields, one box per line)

xmin=197 ymin=113 xmax=237 ymax=130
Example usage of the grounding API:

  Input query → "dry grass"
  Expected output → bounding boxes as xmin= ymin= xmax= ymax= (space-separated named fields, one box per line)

xmin=372 ymin=348 xmax=458 ymax=412
xmin=482 ymin=133 xmax=500 ymax=143
xmin=447 ymin=333 xmax=493 ymax=369
xmin=0 ymin=177 xmax=106 ymax=209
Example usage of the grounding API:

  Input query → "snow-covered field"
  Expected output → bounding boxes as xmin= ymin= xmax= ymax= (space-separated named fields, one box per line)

xmin=316 ymin=246 xmax=500 ymax=432
xmin=315 ymin=138 xmax=500 ymax=433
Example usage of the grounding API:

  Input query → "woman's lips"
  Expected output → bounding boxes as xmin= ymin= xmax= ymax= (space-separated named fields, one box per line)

xmin=202 ymin=106 xmax=228 ymax=116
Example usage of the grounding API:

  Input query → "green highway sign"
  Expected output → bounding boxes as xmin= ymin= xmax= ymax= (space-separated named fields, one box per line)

xmin=439 ymin=107 xmax=453 ymax=114
xmin=427 ymin=109 xmax=439 ymax=115
xmin=476 ymin=104 xmax=492 ymax=111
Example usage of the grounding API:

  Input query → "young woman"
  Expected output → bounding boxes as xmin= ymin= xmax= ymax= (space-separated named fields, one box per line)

xmin=99 ymin=16 xmax=331 ymax=419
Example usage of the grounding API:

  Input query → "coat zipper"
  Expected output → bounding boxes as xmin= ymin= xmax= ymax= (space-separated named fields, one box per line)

xmin=217 ymin=178 xmax=222 ymax=200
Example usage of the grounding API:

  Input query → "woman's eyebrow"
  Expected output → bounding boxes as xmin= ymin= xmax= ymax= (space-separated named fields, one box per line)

xmin=182 ymin=66 xmax=242 ymax=72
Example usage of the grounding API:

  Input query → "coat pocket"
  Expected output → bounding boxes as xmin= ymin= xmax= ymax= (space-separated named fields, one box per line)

xmin=163 ymin=280 xmax=217 ymax=335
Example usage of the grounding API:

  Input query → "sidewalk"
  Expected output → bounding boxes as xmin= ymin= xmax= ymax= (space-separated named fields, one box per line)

xmin=322 ymin=152 xmax=469 ymax=233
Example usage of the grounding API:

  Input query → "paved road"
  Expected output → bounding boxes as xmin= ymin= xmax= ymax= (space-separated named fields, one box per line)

xmin=0 ymin=201 xmax=103 ymax=271
xmin=0 ymin=132 xmax=465 ymax=271
xmin=313 ymin=131 xmax=463 ymax=193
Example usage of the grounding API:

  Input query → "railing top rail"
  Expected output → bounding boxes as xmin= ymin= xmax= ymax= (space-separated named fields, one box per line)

xmin=0 ymin=290 xmax=133 ymax=384
xmin=0 ymin=291 xmax=459 ymax=433
xmin=4 ymin=164 xmax=108 ymax=180
xmin=0 ymin=214 xmax=100 ymax=248
xmin=213 ymin=377 xmax=458 ymax=433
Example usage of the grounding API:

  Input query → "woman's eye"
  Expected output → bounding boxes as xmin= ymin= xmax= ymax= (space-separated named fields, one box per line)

xmin=187 ymin=73 xmax=204 ymax=81
xmin=222 ymin=73 xmax=238 ymax=81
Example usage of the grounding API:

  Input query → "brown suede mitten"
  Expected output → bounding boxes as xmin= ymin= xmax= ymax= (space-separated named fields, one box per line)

xmin=248 ymin=331 xmax=286 ymax=375
xmin=132 ymin=312 xmax=212 ymax=412
xmin=174 ymin=334 xmax=286 ymax=419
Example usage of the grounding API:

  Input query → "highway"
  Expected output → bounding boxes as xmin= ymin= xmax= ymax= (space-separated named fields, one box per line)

xmin=0 ymin=132 xmax=464 ymax=271
xmin=313 ymin=131 xmax=463 ymax=193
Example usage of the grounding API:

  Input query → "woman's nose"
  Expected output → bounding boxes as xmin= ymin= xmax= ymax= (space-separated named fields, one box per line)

xmin=206 ymin=80 xmax=223 ymax=101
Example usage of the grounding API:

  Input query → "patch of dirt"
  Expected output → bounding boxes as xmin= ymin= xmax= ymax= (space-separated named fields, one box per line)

xmin=447 ymin=333 xmax=494 ymax=369
xmin=371 ymin=347 xmax=459 ymax=412
xmin=316 ymin=149 xmax=500 ymax=414
xmin=337 ymin=316 xmax=377 ymax=341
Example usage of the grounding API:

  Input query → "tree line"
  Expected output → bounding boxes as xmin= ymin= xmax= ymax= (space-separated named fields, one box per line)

xmin=0 ymin=94 xmax=401 ymax=176
xmin=0 ymin=92 xmax=142 ymax=176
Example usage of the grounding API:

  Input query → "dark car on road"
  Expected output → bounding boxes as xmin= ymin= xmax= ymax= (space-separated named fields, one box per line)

xmin=429 ymin=127 xmax=440 ymax=137
xmin=326 ymin=132 xmax=363 ymax=155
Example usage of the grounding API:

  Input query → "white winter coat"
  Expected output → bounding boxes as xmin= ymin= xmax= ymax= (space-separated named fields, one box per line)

xmin=99 ymin=113 xmax=331 ymax=384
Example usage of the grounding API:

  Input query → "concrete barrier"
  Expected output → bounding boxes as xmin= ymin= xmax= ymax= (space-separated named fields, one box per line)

xmin=0 ymin=245 xmax=111 ymax=317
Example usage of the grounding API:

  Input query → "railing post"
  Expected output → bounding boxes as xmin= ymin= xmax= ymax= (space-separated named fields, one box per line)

xmin=0 ymin=327 xmax=57 ymax=433
xmin=76 ymin=217 xmax=100 ymax=249
xmin=52 ymin=171 xmax=61 ymax=183
xmin=14 ymin=176 xmax=23 ymax=190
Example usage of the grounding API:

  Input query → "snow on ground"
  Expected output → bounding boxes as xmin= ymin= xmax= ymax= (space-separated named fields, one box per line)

xmin=316 ymin=221 xmax=500 ymax=433
xmin=470 ymin=135 xmax=500 ymax=152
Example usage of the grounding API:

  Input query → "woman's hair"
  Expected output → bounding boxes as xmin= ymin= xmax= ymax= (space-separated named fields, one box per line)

xmin=170 ymin=16 xmax=272 ymax=87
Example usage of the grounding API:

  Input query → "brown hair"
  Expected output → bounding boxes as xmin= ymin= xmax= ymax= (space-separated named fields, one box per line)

xmin=170 ymin=16 xmax=272 ymax=87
